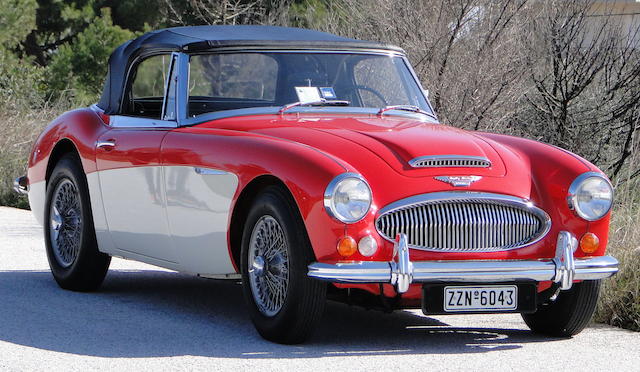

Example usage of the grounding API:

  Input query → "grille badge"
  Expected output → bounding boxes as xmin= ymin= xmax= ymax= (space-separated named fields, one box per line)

xmin=435 ymin=175 xmax=482 ymax=187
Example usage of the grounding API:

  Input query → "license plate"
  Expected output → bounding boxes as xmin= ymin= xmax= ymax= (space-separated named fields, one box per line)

xmin=444 ymin=285 xmax=517 ymax=312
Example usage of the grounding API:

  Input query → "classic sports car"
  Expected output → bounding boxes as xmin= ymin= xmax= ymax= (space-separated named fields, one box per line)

xmin=16 ymin=25 xmax=618 ymax=344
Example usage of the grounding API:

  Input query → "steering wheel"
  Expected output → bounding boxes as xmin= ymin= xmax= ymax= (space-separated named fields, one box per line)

xmin=347 ymin=85 xmax=388 ymax=107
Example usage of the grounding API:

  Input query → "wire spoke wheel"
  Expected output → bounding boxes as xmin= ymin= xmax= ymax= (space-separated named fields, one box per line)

xmin=49 ymin=178 xmax=82 ymax=268
xmin=241 ymin=186 xmax=326 ymax=343
xmin=248 ymin=215 xmax=290 ymax=317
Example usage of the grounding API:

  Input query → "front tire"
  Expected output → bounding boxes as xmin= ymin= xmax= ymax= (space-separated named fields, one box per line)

xmin=44 ymin=154 xmax=111 ymax=291
xmin=522 ymin=280 xmax=601 ymax=337
xmin=240 ymin=186 xmax=326 ymax=344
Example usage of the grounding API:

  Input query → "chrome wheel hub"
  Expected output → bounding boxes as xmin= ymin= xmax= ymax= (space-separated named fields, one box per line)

xmin=49 ymin=179 xmax=82 ymax=268
xmin=252 ymin=255 xmax=266 ymax=276
xmin=248 ymin=215 xmax=289 ymax=317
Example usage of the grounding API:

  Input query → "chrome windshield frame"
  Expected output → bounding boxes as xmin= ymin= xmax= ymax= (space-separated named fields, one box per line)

xmin=175 ymin=49 xmax=438 ymax=127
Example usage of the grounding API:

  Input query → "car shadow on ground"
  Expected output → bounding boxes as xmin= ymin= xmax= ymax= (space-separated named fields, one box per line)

xmin=0 ymin=269 xmax=563 ymax=359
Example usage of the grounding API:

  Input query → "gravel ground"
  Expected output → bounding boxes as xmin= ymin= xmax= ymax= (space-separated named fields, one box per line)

xmin=0 ymin=206 xmax=638 ymax=371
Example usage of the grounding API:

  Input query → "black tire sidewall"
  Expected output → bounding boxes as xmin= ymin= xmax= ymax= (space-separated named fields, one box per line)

xmin=44 ymin=154 xmax=109 ymax=289
xmin=240 ymin=186 xmax=325 ymax=341
xmin=523 ymin=280 xmax=601 ymax=337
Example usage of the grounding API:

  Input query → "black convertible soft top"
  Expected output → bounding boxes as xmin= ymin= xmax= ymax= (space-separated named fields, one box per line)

xmin=97 ymin=25 xmax=403 ymax=114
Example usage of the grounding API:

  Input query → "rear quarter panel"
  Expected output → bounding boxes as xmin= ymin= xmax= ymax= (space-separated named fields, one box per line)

xmin=27 ymin=108 xmax=108 ymax=229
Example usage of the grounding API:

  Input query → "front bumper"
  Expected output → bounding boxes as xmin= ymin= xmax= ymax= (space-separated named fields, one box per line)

xmin=308 ymin=231 xmax=619 ymax=293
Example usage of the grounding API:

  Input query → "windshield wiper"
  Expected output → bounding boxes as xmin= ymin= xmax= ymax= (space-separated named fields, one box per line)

xmin=278 ymin=99 xmax=350 ymax=114
xmin=377 ymin=105 xmax=433 ymax=118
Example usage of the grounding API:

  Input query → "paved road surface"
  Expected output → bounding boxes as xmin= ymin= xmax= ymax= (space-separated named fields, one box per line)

xmin=0 ymin=206 xmax=637 ymax=371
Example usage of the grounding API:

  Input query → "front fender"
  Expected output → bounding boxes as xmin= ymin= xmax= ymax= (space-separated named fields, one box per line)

xmin=480 ymin=132 xmax=611 ymax=258
xmin=162 ymin=127 xmax=355 ymax=261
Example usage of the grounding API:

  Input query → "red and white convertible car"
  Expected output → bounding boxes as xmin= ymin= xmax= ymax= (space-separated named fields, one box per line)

xmin=16 ymin=25 xmax=618 ymax=344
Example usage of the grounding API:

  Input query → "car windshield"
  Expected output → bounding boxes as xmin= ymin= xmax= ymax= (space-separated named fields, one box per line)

xmin=187 ymin=52 xmax=433 ymax=117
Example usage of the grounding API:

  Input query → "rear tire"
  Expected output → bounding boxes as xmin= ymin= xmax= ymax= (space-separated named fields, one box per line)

xmin=522 ymin=280 xmax=601 ymax=337
xmin=44 ymin=154 xmax=111 ymax=291
xmin=240 ymin=185 xmax=326 ymax=344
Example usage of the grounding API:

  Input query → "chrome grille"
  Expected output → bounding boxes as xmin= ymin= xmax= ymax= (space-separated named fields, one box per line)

xmin=409 ymin=155 xmax=491 ymax=168
xmin=375 ymin=192 xmax=551 ymax=252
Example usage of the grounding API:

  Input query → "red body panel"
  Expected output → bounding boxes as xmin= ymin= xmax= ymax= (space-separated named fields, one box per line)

xmin=27 ymin=108 xmax=612 ymax=300
xmin=187 ymin=114 xmax=607 ymax=262
xmin=28 ymin=108 xmax=109 ymax=183
xmin=95 ymin=129 xmax=167 ymax=171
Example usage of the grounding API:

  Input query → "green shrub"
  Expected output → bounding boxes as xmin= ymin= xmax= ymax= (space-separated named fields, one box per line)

xmin=0 ymin=109 xmax=56 ymax=209
xmin=47 ymin=8 xmax=136 ymax=105
xmin=0 ymin=0 xmax=37 ymax=49
xmin=595 ymin=180 xmax=640 ymax=331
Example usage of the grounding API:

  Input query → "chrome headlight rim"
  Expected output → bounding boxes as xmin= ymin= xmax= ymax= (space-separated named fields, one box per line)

xmin=324 ymin=173 xmax=372 ymax=223
xmin=567 ymin=171 xmax=613 ymax=221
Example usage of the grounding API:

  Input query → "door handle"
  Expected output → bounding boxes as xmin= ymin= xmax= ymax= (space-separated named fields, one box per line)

xmin=97 ymin=139 xmax=116 ymax=150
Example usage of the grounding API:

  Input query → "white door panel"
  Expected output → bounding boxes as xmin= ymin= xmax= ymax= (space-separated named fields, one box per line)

xmin=98 ymin=166 xmax=177 ymax=263
xmin=164 ymin=166 xmax=238 ymax=274
xmin=86 ymin=172 xmax=117 ymax=255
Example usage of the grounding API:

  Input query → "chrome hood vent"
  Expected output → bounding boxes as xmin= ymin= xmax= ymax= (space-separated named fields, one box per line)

xmin=376 ymin=192 xmax=551 ymax=252
xmin=409 ymin=155 xmax=491 ymax=168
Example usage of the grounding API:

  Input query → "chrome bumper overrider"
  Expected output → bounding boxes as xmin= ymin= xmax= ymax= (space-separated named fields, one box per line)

xmin=308 ymin=231 xmax=619 ymax=294
xmin=13 ymin=176 xmax=28 ymax=195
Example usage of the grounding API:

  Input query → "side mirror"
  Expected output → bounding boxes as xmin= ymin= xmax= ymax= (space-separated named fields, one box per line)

xmin=423 ymin=89 xmax=430 ymax=98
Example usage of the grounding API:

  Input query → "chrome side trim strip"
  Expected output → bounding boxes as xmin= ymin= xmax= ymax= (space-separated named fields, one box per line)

xmin=198 ymin=273 xmax=242 ymax=280
xmin=109 ymin=115 xmax=178 ymax=129
xmin=308 ymin=232 xmax=618 ymax=294
xmin=193 ymin=167 xmax=230 ymax=176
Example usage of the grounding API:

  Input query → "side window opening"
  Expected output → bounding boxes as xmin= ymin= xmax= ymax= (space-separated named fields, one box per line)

xmin=124 ymin=54 xmax=172 ymax=119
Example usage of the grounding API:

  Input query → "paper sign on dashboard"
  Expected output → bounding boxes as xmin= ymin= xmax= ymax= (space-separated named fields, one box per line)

xmin=295 ymin=87 xmax=322 ymax=103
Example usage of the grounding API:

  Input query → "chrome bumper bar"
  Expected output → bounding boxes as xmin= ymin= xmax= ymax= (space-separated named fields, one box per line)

xmin=13 ymin=176 xmax=28 ymax=195
xmin=308 ymin=231 xmax=619 ymax=294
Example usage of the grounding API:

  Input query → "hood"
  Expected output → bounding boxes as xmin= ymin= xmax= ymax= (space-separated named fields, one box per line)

xmin=199 ymin=114 xmax=514 ymax=178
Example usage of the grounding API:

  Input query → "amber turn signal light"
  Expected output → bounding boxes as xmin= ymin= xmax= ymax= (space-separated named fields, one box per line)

xmin=580 ymin=233 xmax=600 ymax=254
xmin=337 ymin=236 xmax=357 ymax=257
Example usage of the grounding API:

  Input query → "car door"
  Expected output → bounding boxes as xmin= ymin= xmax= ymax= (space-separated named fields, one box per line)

xmin=95 ymin=53 xmax=180 ymax=266
xmin=160 ymin=53 xmax=259 ymax=276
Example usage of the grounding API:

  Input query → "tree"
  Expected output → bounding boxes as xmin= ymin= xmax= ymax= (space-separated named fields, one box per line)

xmin=46 ymin=8 xmax=136 ymax=104
xmin=0 ymin=0 xmax=37 ymax=49
xmin=516 ymin=0 xmax=640 ymax=180
xmin=20 ymin=0 xmax=97 ymax=66
xmin=0 ymin=0 xmax=43 ymax=110
xmin=20 ymin=0 xmax=163 ymax=66
xmin=316 ymin=0 xmax=532 ymax=132
xmin=161 ymin=0 xmax=295 ymax=26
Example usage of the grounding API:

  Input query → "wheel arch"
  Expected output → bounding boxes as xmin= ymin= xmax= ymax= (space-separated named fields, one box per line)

xmin=45 ymin=138 xmax=83 ymax=185
xmin=228 ymin=174 xmax=305 ymax=271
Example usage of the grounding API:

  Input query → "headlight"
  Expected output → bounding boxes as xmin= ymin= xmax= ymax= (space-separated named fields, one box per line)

xmin=568 ymin=172 xmax=613 ymax=221
xmin=324 ymin=173 xmax=372 ymax=223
